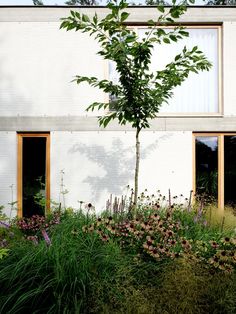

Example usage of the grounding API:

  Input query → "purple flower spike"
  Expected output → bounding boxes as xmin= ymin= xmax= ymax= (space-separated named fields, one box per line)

xmin=0 ymin=221 xmax=10 ymax=229
xmin=41 ymin=229 xmax=51 ymax=246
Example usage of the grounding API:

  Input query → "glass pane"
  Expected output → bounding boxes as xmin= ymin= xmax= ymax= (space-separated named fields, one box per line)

xmin=138 ymin=28 xmax=218 ymax=113
xmin=224 ymin=136 xmax=236 ymax=207
xmin=195 ymin=136 xmax=218 ymax=201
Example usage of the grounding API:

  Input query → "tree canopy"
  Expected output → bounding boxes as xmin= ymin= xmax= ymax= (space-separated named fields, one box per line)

xmin=61 ymin=0 xmax=212 ymax=205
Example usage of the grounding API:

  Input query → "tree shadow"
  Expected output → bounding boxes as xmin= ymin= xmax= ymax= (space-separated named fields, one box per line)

xmin=68 ymin=133 xmax=172 ymax=201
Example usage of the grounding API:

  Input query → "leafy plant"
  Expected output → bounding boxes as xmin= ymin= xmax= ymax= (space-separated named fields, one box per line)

xmin=60 ymin=0 xmax=212 ymax=207
xmin=0 ymin=202 xmax=235 ymax=313
xmin=0 ymin=248 xmax=9 ymax=260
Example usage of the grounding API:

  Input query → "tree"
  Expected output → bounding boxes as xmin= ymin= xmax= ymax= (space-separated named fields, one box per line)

xmin=204 ymin=0 xmax=236 ymax=4
xmin=60 ymin=0 xmax=212 ymax=207
xmin=205 ymin=0 xmax=236 ymax=4
xmin=65 ymin=0 xmax=98 ymax=5
xmin=33 ymin=0 xmax=44 ymax=5
xmin=145 ymin=0 xmax=169 ymax=5
xmin=32 ymin=0 xmax=99 ymax=5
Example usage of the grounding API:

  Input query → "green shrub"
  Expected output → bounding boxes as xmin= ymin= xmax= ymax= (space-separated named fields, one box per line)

xmin=0 ymin=202 xmax=235 ymax=313
xmin=0 ymin=212 xmax=133 ymax=313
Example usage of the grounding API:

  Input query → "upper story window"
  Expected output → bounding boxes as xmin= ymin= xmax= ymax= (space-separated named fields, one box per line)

xmin=109 ymin=26 xmax=221 ymax=115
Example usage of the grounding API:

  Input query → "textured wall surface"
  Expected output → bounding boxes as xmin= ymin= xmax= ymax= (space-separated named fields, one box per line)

xmin=0 ymin=6 xmax=236 ymax=216
xmin=0 ymin=9 xmax=235 ymax=118
xmin=223 ymin=22 xmax=236 ymax=117
xmin=0 ymin=22 xmax=105 ymax=117
xmin=50 ymin=131 xmax=192 ymax=212
xmin=0 ymin=132 xmax=17 ymax=217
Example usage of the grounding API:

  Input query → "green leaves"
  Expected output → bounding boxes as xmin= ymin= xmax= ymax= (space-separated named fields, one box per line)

xmin=163 ymin=37 xmax=171 ymax=44
xmin=61 ymin=0 xmax=212 ymax=131
xmin=157 ymin=5 xmax=165 ymax=13
xmin=120 ymin=12 xmax=129 ymax=22
xmin=99 ymin=112 xmax=117 ymax=127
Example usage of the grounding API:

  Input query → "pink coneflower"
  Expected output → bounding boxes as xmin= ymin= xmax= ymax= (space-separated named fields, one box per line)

xmin=209 ymin=255 xmax=219 ymax=264
xmin=27 ymin=235 xmax=38 ymax=245
xmin=165 ymin=230 xmax=174 ymax=238
xmin=107 ymin=225 xmax=116 ymax=234
xmin=82 ymin=225 xmax=88 ymax=233
xmin=101 ymin=234 xmax=109 ymax=242
xmin=151 ymin=213 xmax=160 ymax=220
xmin=158 ymin=244 xmax=165 ymax=253
xmin=88 ymin=224 xmax=95 ymax=232
xmin=146 ymin=235 xmax=154 ymax=244
xmin=223 ymin=237 xmax=230 ymax=244
xmin=230 ymin=237 xmax=236 ymax=245
xmin=181 ymin=239 xmax=192 ymax=250
xmin=224 ymin=264 xmax=233 ymax=274
xmin=219 ymin=250 xmax=227 ymax=259
xmin=146 ymin=240 xmax=153 ymax=246
xmin=210 ymin=241 xmax=219 ymax=249
xmin=151 ymin=248 xmax=159 ymax=259
xmin=169 ymin=239 xmax=176 ymax=246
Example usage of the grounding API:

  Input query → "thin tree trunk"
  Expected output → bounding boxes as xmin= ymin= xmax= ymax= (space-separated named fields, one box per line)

xmin=134 ymin=127 xmax=141 ymax=206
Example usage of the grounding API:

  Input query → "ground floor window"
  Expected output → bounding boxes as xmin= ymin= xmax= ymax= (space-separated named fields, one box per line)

xmin=17 ymin=133 xmax=50 ymax=217
xmin=194 ymin=133 xmax=236 ymax=208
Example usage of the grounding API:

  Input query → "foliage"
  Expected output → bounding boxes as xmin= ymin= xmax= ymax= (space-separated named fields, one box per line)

xmin=205 ymin=0 xmax=236 ymax=4
xmin=155 ymin=258 xmax=236 ymax=313
xmin=0 ymin=200 xmax=235 ymax=313
xmin=83 ymin=204 xmax=236 ymax=273
xmin=61 ymin=0 xmax=211 ymax=130
xmin=0 ymin=212 xmax=133 ymax=313
xmin=65 ymin=0 xmax=98 ymax=5
xmin=33 ymin=0 xmax=44 ymax=5
xmin=146 ymin=0 xmax=169 ymax=4
xmin=0 ymin=248 xmax=9 ymax=260
xmin=60 ymin=0 xmax=212 ymax=204
xmin=32 ymin=0 xmax=99 ymax=5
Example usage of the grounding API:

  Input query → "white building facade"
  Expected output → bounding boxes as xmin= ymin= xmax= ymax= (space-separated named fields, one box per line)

xmin=0 ymin=5 xmax=236 ymax=217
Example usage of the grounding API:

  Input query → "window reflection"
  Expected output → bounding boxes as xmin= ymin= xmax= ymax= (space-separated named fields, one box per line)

xmin=196 ymin=136 xmax=218 ymax=201
xmin=224 ymin=136 xmax=236 ymax=207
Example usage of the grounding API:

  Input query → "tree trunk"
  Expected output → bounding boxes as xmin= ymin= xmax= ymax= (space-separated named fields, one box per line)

xmin=134 ymin=127 xmax=141 ymax=206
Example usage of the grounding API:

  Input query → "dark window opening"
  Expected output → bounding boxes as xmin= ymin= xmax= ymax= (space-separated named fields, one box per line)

xmin=224 ymin=136 xmax=236 ymax=207
xmin=195 ymin=136 xmax=218 ymax=202
xmin=22 ymin=137 xmax=46 ymax=217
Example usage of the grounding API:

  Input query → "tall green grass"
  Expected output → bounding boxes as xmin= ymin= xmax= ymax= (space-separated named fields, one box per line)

xmin=0 ymin=212 xmax=133 ymax=313
xmin=0 ymin=204 xmax=235 ymax=313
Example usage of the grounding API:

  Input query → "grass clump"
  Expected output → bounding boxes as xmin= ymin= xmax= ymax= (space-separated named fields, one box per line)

xmin=0 ymin=198 xmax=235 ymax=313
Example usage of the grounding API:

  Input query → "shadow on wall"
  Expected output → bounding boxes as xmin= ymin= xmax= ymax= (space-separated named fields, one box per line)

xmin=68 ymin=133 xmax=172 ymax=201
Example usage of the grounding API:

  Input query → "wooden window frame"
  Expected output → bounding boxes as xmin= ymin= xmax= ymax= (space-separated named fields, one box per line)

xmin=17 ymin=133 xmax=50 ymax=218
xmin=193 ymin=132 xmax=236 ymax=210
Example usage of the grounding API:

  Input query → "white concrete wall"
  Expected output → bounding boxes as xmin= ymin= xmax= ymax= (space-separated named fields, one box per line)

xmin=0 ymin=132 xmax=17 ymax=218
xmin=223 ymin=22 xmax=236 ymax=116
xmin=0 ymin=18 xmax=236 ymax=117
xmin=50 ymin=131 xmax=192 ymax=212
xmin=0 ymin=22 xmax=105 ymax=117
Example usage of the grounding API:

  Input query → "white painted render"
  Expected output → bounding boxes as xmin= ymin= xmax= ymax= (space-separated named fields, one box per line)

xmin=50 ymin=131 xmax=192 ymax=212
xmin=0 ymin=7 xmax=235 ymax=117
xmin=0 ymin=6 xmax=236 ymax=217
xmin=0 ymin=22 xmax=105 ymax=117
xmin=0 ymin=132 xmax=17 ymax=217
xmin=223 ymin=22 xmax=236 ymax=117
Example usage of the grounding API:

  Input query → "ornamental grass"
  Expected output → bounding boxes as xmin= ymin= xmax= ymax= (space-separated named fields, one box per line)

xmin=0 ymin=196 xmax=235 ymax=313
